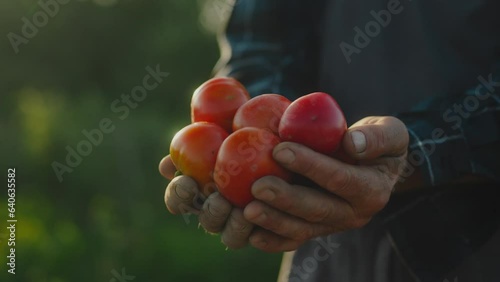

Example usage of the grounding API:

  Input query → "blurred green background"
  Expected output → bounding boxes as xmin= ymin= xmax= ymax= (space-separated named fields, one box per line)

xmin=0 ymin=1 xmax=282 ymax=281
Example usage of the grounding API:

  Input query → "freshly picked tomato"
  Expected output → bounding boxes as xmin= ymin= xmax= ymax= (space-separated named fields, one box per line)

xmin=170 ymin=122 xmax=228 ymax=197
xmin=232 ymin=94 xmax=291 ymax=135
xmin=168 ymin=77 xmax=347 ymax=209
xmin=279 ymin=92 xmax=347 ymax=155
xmin=214 ymin=127 xmax=292 ymax=208
xmin=191 ymin=77 xmax=250 ymax=132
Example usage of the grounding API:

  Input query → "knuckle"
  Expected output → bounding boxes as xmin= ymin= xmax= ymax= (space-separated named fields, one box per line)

xmin=267 ymin=176 xmax=289 ymax=192
xmin=395 ymin=155 xmax=408 ymax=174
xmin=300 ymin=158 xmax=318 ymax=180
xmin=293 ymin=227 xmax=314 ymax=242
xmin=356 ymin=189 xmax=390 ymax=217
xmin=326 ymin=166 xmax=354 ymax=194
xmin=254 ymin=176 xmax=288 ymax=202
xmin=306 ymin=203 xmax=332 ymax=223
xmin=274 ymin=190 xmax=295 ymax=212
xmin=258 ymin=211 xmax=286 ymax=234
xmin=372 ymin=190 xmax=391 ymax=212
xmin=268 ymin=219 xmax=286 ymax=234
xmin=371 ymin=126 xmax=387 ymax=153
xmin=380 ymin=157 xmax=406 ymax=179
xmin=379 ymin=160 xmax=396 ymax=176
xmin=387 ymin=116 xmax=406 ymax=131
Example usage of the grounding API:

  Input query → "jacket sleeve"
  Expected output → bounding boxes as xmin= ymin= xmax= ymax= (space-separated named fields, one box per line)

xmin=397 ymin=62 xmax=500 ymax=186
xmin=214 ymin=0 xmax=326 ymax=100
xmin=385 ymin=63 xmax=500 ymax=281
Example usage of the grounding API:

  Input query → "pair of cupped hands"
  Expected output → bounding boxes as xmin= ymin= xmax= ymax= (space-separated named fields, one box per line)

xmin=159 ymin=116 xmax=409 ymax=252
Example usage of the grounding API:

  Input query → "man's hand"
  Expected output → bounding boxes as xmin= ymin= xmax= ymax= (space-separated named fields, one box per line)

xmin=160 ymin=156 xmax=254 ymax=249
xmin=243 ymin=116 xmax=409 ymax=252
xmin=161 ymin=116 xmax=409 ymax=252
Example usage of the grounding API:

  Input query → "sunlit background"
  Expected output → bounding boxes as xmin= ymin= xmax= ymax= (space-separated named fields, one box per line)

xmin=0 ymin=1 xmax=282 ymax=281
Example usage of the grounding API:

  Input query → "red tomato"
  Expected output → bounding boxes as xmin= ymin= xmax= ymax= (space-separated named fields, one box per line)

xmin=170 ymin=122 xmax=229 ymax=197
xmin=214 ymin=128 xmax=291 ymax=208
xmin=191 ymin=77 xmax=250 ymax=132
xmin=279 ymin=92 xmax=347 ymax=155
xmin=232 ymin=94 xmax=291 ymax=135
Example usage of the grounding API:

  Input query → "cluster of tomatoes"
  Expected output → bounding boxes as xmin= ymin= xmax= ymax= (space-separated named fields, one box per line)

xmin=169 ymin=77 xmax=347 ymax=208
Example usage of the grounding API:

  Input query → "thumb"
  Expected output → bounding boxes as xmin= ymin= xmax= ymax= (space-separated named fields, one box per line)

xmin=342 ymin=116 xmax=409 ymax=160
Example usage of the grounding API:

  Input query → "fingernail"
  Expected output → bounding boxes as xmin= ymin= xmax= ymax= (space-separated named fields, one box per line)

xmin=351 ymin=131 xmax=366 ymax=153
xmin=274 ymin=148 xmax=295 ymax=164
xmin=255 ymin=188 xmax=276 ymax=202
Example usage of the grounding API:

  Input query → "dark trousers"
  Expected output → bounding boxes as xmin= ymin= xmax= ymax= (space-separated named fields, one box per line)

xmin=278 ymin=183 xmax=500 ymax=282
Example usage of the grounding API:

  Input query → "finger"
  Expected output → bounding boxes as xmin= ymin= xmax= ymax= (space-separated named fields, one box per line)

xmin=249 ymin=228 xmax=302 ymax=253
xmin=221 ymin=209 xmax=254 ymax=249
xmin=159 ymin=155 xmax=177 ymax=180
xmin=342 ymin=116 xmax=409 ymax=160
xmin=199 ymin=192 xmax=232 ymax=233
xmin=165 ymin=176 xmax=203 ymax=215
xmin=244 ymin=200 xmax=336 ymax=242
xmin=251 ymin=176 xmax=361 ymax=228
xmin=273 ymin=142 xmax=375 ymax=200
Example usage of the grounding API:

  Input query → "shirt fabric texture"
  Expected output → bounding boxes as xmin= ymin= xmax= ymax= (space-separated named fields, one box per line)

xmin=215 ymin=0 xmax=500 ymax=281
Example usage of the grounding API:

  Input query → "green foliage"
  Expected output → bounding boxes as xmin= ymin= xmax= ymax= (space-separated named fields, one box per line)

xmin=0 ymin=1 xmax=282 ymax=281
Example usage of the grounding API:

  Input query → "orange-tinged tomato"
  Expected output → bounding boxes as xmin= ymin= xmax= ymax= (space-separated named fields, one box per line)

xmin=191 ymin=77 xmax=250 ymax=132
xmin=232 ymin=94 xmax=291 ymax=135
xmin=214 ymin=127 xmax=291 ymax=208
xmin=170 ymin=122 xmax=228 ymax=197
